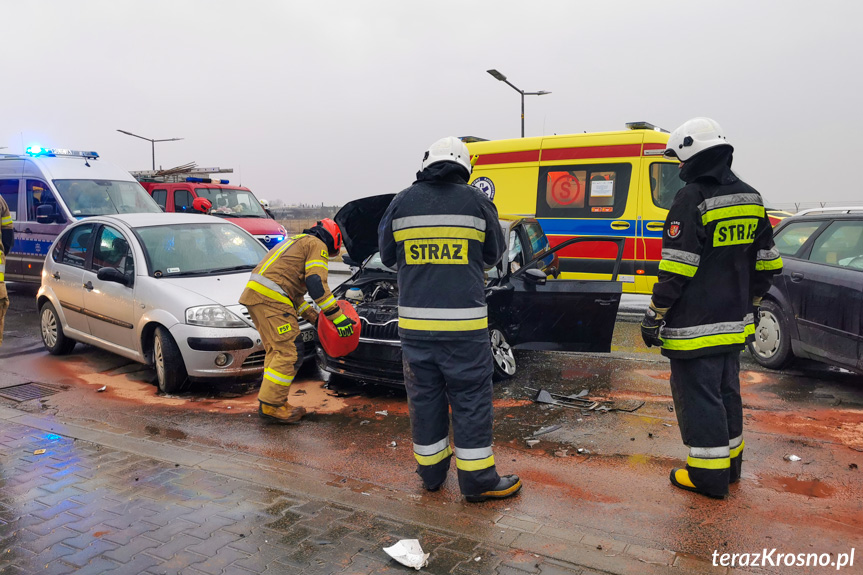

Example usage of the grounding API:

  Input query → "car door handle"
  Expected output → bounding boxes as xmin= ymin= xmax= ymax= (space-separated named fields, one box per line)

xmin=790 ymin=272 xmax=805 ymax=282
xmin=83 ymin=281 xmax=94 ymax=291
xmin=595 ymin=298 xmax=617 ymax=306
xmin=52 ymin=271 xmax=61 ymax=280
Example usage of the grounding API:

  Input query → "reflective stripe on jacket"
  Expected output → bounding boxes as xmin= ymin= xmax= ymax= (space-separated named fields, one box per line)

xmin=378 ymin=163 xmax=506 ymax=341
xmin=652 ymin=177 xmax=782 ymax=359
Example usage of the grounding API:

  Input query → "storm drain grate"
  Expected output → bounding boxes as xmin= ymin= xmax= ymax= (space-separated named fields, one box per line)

xmin=0 ymin=383 xmax=65 ymax=402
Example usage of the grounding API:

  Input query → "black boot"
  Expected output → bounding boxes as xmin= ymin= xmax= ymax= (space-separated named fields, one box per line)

xmin=465 ymin=475 xmax=522 ymax=503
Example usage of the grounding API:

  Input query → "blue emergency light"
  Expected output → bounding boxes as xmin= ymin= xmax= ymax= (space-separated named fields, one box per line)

xmin=26 ymin=146 xmax=100 ymax=159
xmin=185 ymin=177 xmax=205 ymax=182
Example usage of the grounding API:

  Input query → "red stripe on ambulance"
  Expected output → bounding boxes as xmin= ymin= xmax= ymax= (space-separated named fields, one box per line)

xmin=541 ymin=144 xmax=643 ymax=162
xmin=473 ymin=150 xmax=540 ymax=166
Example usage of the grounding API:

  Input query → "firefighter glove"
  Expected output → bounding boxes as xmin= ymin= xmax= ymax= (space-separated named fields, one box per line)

xmin=640 ymin=303 xmax=667 ymax=348
xmin=752 ymin=297 xmax=763 ymax=330
xmin=332 ymin=313 xmax=356 ymax=338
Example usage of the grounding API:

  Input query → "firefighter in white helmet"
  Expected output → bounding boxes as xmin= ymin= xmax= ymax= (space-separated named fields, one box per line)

xmin=379 ymin=136 xmax=520 ymax=502
xmin=641 ymin=118 xmax=782 ymax=498
xmin=259 ymin=198 xmax=275 ymax=219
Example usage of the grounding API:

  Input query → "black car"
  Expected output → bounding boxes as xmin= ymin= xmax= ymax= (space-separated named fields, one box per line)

xmin=749 ymin=210 xmax=863 ymax=373
xmin=315 ymin=194 xmax=624 ymax=386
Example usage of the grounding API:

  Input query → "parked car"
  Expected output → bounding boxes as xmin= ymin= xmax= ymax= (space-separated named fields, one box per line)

xmin=749 ymin=208 xmax=863 ymax=373
xmin=315 ymin=194 xmax=624 ymax=386
xmin=36 ymin=213 xmax=316 ymax=393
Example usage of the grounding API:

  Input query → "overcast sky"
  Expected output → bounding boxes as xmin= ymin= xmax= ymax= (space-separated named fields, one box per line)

xmin=2 ymin=1 xmax=860 ymax=209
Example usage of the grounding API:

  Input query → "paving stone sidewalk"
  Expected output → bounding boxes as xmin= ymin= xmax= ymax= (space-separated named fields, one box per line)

xmin=0 ymin=421 xmax=603 ymax=575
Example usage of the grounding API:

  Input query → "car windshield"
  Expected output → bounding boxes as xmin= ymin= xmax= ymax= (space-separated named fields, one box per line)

xmin=54 ymin=179 xmax=162 ymax=217
xmin=135 ymin=222 xmax=267 ymax=277
xmin=363 ymin=252 xmax=396 ymax=273
xmin=195 ymin=188 xmax=268 ymax=217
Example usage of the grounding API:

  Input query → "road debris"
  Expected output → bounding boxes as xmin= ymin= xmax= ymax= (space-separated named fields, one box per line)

xmin=383 ymin=539 xmax=429 ymax=570
xmin=388 ymin=441 xmax=397 ymax=448
xmin=360 ymin=420 xmax=370 ymax=425
xmin=784 ymin=454 xmax=802 ymax=462
xmin=662 ymin=423 xmax=673 ymax=427
xmin=849 ymin=463 xmax=858 ymax=470
xmin=375 ymin=410 xmax=388 ymax=416
xmin=577 ymin=448 xmax=590 ymax=455
xmin=33 ymin=449 xmax=46 ymax=455
xmin=554 ymin=449 xmax=569 ymax=457
xmin=532 ymin=424 xmax=561 ymax=437
xmin=526 ymin=439 xmax=540 ymax=448
xmin=97 ymin=386 xmax=107 ymax=392
xmin=526 ymin=388 xmax=643 ymax=413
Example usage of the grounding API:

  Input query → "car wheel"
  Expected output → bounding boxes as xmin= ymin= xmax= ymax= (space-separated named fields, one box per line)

xmin=490 ymin=328 xmax=517 ymax=381
xmin=748 ymin=300 xmax=792 ymax=370
xmin=40 ymin=301 xmax=76 ymax=355
xmin=153 ymin=326 xmax=188 ymax=394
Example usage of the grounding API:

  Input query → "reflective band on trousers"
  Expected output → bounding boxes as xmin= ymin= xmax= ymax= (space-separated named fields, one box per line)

xmin=454 ymin=446 xmax=495 ymax=472
xmin=698 ymin=193 xmax=763 ymax=215
xmin=247 ymin=274 xmax=294 ymax=307
xmin=730 ymin=436 xmax=745 ymax=458
xmin=413 ymin=437 xmax=453 ymax=466
xmin=392 ymin=215 xmax=487 ymax=232
xmin=264 ymin=367 xmax=294 ymax=387
xmin=688 ymin=444 xmax=731 ymax=470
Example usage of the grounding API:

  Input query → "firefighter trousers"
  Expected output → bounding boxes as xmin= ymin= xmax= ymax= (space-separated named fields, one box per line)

xmin=401 ymin=338 xmax=500 ymax=496
xmin=669 ymin=351 xmax=744 ymax=497
xmin=247 ymin=303 xmax=303 ymax=407
xmin=0 ymin=295 xmax=8 ymax=347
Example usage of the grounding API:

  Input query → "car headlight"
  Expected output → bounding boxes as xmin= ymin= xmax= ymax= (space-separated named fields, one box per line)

xmin=185 ymin=305 xmax=247 ymax=328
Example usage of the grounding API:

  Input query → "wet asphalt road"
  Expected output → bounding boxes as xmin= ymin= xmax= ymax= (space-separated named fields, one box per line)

xmin=1 ymin=281 xmax=861 ymax=566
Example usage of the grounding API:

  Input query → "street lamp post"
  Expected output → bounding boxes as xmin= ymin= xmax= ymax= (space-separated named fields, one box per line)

xmin=486 ymin=69 xmax=550 ymax=138
xmin=116 ymin=130 xmax=184 ymax=171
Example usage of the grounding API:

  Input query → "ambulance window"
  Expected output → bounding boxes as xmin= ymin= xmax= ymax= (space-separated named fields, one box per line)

xmin=536 ymin=163 xmax=631 ymax=218
xmin=27 ymin=180 xmax=65 ymax=223
xmin=174 ymin=189 xmax=194 ymax=213
xmin=0 ymin=179 xmax=19 ymax=221
xmin=650 ymin=163 xmax=685 ymax=210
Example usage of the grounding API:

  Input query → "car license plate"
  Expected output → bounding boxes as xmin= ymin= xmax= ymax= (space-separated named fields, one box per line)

xmin=301 ymin=330 xmax=315 ymax=342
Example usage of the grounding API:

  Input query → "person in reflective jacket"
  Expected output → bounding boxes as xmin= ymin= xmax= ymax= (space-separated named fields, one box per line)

xmin=0 ymin=195 xmax=14 ymax=346
xmin=240 ymin=219 xmax=355 ymax=424
xmin=641 ymin=118 xmax=782 ymax=498
xmin=379 ymin=136 xmax=521 ymax=502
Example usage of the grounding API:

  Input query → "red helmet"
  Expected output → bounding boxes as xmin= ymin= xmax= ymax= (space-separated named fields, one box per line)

xmin=319 ymin=218 xmax=343 ymax=256
xmin=192 ymin=197 xmax=212 ymax=213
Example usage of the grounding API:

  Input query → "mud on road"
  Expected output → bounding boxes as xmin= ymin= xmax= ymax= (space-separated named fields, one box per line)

xmin=2 ymin=281 xmax=861 ymax=567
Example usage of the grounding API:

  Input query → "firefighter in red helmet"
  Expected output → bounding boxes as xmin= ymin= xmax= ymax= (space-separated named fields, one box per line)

xmin=239 ymin=218 xmax=356 ymax=423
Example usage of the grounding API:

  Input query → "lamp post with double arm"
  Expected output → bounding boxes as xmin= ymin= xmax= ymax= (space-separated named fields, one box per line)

xmin=487 ymin=69 xmax=551 ymax=138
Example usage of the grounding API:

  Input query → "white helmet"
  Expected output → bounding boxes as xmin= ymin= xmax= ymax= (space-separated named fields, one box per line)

xmin=259 ymin=198 xmax=270 ymax=209
xmin=664 ymin=117 xmax=732 ymax=162
xmin=421 ymin=136 xmax=472 ymax=175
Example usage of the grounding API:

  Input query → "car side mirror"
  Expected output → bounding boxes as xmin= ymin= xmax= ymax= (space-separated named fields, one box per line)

xmin=523 ymin=268 xmax=547 ymax=285
xmin=36 ymin=203 xmax=57 ymax=224
xmin=97 ymin=267 xmax=130 ymax=287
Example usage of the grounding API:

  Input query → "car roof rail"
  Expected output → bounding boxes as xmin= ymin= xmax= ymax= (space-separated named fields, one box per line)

xmin=794 ymin=206 xmax=863 ymax=216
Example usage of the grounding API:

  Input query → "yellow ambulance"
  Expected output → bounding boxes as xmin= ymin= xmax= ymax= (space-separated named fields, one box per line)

xmin=465 ymin=122 xmax=682 ymax=294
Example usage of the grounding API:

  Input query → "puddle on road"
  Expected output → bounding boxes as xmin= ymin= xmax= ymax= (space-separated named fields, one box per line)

xmin=144 ymin=425 xmax=188 ymax=440
xmin=756 ymin=475 xmax=836 ymax=498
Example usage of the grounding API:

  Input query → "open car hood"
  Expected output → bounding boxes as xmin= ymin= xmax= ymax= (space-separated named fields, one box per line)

xmin=334 ymin=194 xmax=396 ymax=264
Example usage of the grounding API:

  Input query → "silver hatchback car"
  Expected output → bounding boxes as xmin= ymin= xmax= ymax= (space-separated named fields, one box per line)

xmin=36 ymin=213 xmax=313 ymax=393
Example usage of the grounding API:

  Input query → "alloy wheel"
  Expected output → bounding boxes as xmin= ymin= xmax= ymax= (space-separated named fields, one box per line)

xmin=154 ymin=335 xmax=165 ymax=384
xmin=490 ymin=329 xmax=516 ymax=376
xmin=41 ymin=307 xmax=58 ymax=348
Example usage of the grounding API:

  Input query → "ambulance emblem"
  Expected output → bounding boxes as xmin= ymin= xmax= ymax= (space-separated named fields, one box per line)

xmin=668 ymin=221 xmax=682 ymax=239
xmin=472 ymin=177 xmax=495 ymax=200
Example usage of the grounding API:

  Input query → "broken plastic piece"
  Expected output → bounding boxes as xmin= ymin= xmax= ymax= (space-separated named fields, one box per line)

xmin=33 ymin=449 xmax=46 ymax=455
xmin=388 ymin=441 xmax=397 ymax=448
xmin=97 ymin=386 xmax=107 ymax=392
xmin=383 ymin=539 xmax=429 ymax=570
xmin=784 ymin=454 xmax=802 ymax=462
xmin=532 ymin=424 xmax=561 ymax=437
xmin=375 ymin=410 xmax=388 ymax=416
xmin=360 ymin=420 xmax=370 ymax=425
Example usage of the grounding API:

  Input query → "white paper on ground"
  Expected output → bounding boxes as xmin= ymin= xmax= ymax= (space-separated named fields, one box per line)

xmin=383 ymin=539 xmax=429 ymax=570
